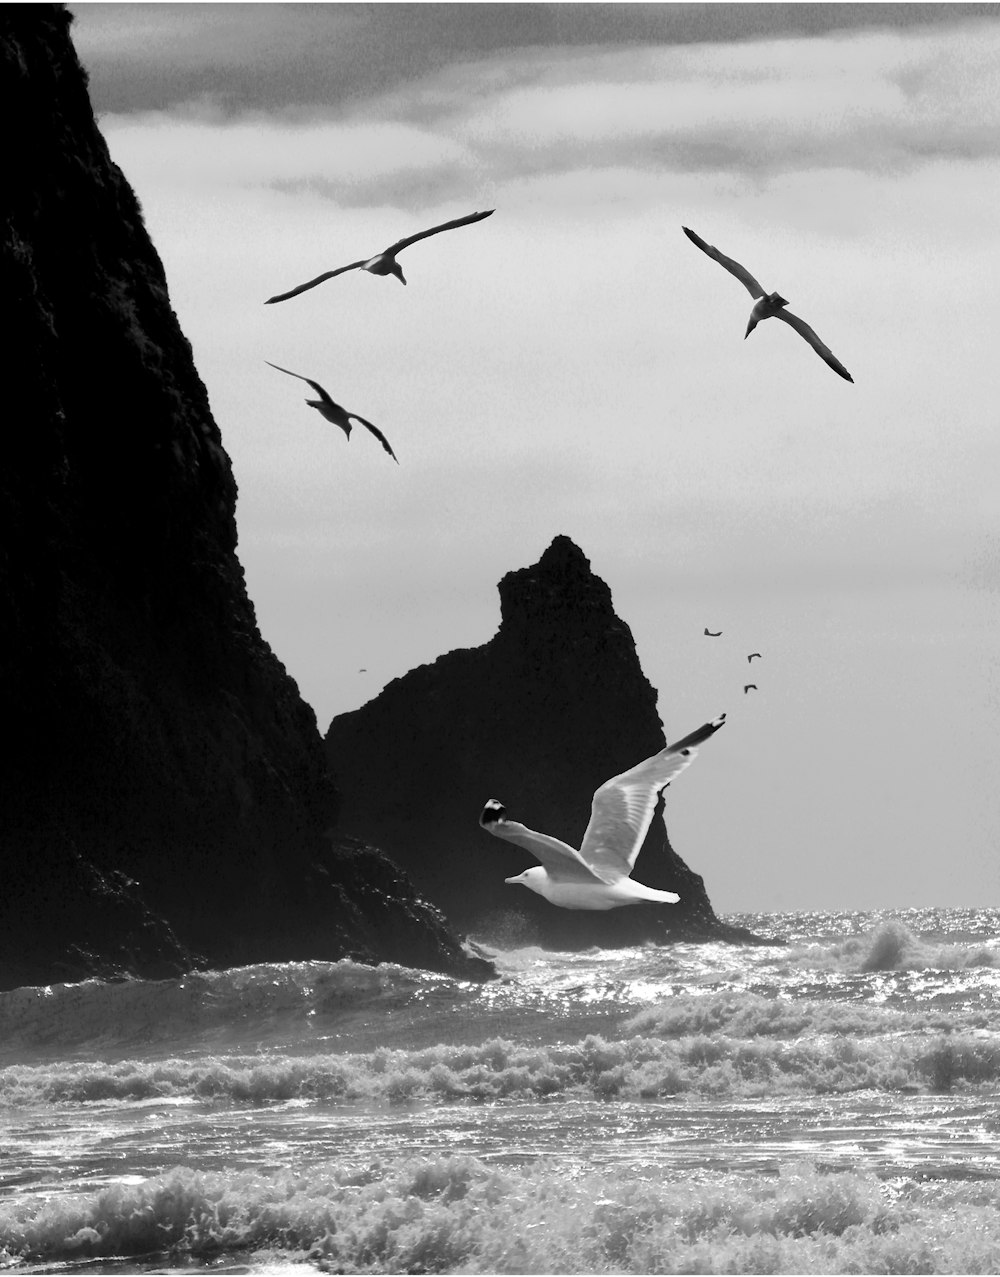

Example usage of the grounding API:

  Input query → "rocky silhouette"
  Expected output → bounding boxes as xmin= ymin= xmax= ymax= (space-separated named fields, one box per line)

xmin=0 ymin=5 xmax=490 ymax=990
xmin=327 ymin=537 xmax=772 ymax=949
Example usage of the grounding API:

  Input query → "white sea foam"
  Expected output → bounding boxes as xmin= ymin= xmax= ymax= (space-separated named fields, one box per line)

xmin=3 ymin=909 xmax=1000 ymax=1272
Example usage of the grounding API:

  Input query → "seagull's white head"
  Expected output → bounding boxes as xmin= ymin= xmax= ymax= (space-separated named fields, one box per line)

xmin=505 ymin=867 xmax=546 ymax=892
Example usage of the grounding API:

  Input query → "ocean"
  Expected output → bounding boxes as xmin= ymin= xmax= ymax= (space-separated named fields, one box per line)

xmin=2 ymin=908 xmax=1000 ymax=1275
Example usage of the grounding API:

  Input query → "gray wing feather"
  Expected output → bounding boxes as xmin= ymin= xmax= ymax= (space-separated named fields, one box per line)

xmin=482 ymin=817 xmax=602 ymax=884
xmin=386 ymin=209 xmax=495 ymax=255
xmin=350 ymin=413 xmax=399 ymax=463
xmin=578 ymin=715 xmax=726 ymax=882
xmin=265 ymin=361 xmax=334 ymax=406
xmin=682 ymin=226 xmax=765 ymax=299
xmin=265 ymin=261 xmax=367 ymax=304
xmin=774 ymin=310 xmax=854 ymax=382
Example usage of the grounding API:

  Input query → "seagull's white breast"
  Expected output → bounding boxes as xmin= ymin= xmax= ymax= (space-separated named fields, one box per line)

xmin=527 ymin=877 xmax=677 ymax=911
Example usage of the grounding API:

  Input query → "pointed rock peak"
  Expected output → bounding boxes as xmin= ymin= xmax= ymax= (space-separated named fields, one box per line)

xmin=495 ymin=536 xmax=621 ymax=649
xmin=537 ymin=535 xmax=591 ymax=572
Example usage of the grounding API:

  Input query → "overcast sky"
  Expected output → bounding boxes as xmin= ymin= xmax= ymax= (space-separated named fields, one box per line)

xmin=71 ymin=2 xmax=1000 ymax=915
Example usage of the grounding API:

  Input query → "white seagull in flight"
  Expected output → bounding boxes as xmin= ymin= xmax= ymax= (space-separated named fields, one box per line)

xmin=265 ymin=209 xmax=495 ymax=303
xmin=479 ymin=714 xmax=726 ymax=910
xmin=266 ymin=362 xmax=398 ymax=462
xmin=683 ymin=226 xmax=854 ymax=383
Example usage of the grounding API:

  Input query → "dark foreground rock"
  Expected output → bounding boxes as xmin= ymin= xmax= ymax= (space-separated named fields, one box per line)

xmin=327 ymin=537 xmax=773 ymax=949
xmin=0 ymin=5 xmax=491 ymax=990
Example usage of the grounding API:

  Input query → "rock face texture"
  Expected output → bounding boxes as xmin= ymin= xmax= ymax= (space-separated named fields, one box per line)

xmin=327 ymin=537 xmax=765 ymax=949
xmin=0 ymin=5 xmax=491 ymax=991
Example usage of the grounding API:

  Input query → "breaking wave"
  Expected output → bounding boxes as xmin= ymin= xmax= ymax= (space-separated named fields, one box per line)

xmin=3 ymin=910 xmax=1000 ymax=1271
xmin=5 ymin=997 xmax=1000 ymax=1106
xmin=788 ymin=921 xmax=1000 ymax=975
xmin=0 ymin=960 xmax=455 ymax=1060
xmin=3 ymin=1157 xmax=1000 ymax=1273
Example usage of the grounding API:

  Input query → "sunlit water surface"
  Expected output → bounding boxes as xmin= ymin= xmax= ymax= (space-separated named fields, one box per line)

xmin=3 ymin=908 xmax=1000 ymax=1273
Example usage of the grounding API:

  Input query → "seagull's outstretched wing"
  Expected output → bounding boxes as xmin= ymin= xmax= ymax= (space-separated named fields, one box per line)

xmin=479 ymin=801 xmax=601 ymax=884
xmin=348 ymin=413 xmax=399 ymax=464
xmin=682 ymin=226 xmax=765 ymax=299
xmin=773 ymin=309 xmax=854 ymax=383
xmin=265 ymin=261 xmax=368 ymax=305
xmin=578 ymin=714 xmax=727 ymax=883
xmin=265 ymin=360 xmax=335 ymax=406
xmin=385 ymin=209 xmax=495 ymax=255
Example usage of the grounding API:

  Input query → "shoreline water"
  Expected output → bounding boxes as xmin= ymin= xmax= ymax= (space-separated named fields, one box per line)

xmin=2 ymin=908 xmax=1000 ymax=1273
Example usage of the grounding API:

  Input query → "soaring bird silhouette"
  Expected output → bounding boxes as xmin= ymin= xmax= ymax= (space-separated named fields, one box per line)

xmin=266 ymin=362 xmax=398 ymax=462
xmin=265 ymin=210 xmax=495 ymax=303
xmin=682 ymin=226 xmax=854 ymax=383
xmin=479 ymin=715 xmax=726 ymax=910
xmin=747 ymin=653 xmax=762 ymax=663
xmin=704 ymin=627 xmax=722 ymax=637
xmin=744 ymin=684 xmax=757 ymax=694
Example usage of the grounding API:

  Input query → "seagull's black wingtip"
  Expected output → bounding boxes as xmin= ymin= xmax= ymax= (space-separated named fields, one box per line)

xmin=668 ymin=714 xmax=727 ymax=753
xmin=480 ymin=799 xmax=506 ymax=828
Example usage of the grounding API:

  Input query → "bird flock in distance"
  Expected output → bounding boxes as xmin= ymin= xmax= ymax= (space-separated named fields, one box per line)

xmin=264 ymin=215 xmax=853 ymax=463
xmin=704 ymin=626 xmax=765 ymax=696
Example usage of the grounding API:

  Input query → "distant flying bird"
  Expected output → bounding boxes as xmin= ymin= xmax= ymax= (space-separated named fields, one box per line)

xmin=744 ymin=684 xmax=757 ymax=694
xmin=265 ymin=209 xmax=496 ymax=303
xmin=479 ymin=714 xmax=726 ymax=910
xmin=265 ymin=362 xmax=398 ymax=462
xmin=359 ymin=668 xmax=367 ymax=673
xmin=747 ymin=653 xmax=762 ymax=663
xmin=682 ymin=226 xmax=854 ymax=383
xmin=704 ymin=627 xmax=722 ymax=637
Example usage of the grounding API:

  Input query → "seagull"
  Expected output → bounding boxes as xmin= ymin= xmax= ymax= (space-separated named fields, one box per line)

xmin=265 ymin=210 xmax=495 ymax=303
xmin=479 ymin=714 xmax=726 ymax=910
xmin=744 ymin=684 xmax=757 ymax=694
xmin=682 ymin=226 xmax=854 ymax=383
xmin=747 ymin=653 xmax=762 ymax=663
xmin=704 ymin=628 xmax=722 ymax=637
xmin=265 ymin=362 xmax=398 ymax=462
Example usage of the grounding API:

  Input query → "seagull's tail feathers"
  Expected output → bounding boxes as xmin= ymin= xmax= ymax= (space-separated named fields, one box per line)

xmin=629 ymin=883 xmax=681 ymax=905
xmin=667 ymin=713 xmax=727 ymax=755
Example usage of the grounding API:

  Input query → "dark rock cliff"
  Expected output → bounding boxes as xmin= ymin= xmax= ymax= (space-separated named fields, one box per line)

xmin=0 ymin=5 xmax=491 ymax=990
xmin=326 ymin=537 xmax=768 ymax=949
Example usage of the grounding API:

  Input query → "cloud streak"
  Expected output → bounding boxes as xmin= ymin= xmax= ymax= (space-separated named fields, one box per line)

xmin=74 ymin=3 xmax=998 ymax=115
xmin=100 ymin=16 xmax=1000 ymax=214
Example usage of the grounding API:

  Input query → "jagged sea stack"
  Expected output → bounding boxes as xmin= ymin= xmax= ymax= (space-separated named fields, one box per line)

xmin=0 ymin=6 xmax=490 ymax=989
xmin=327 ymin=537 xmax=761 ymax=948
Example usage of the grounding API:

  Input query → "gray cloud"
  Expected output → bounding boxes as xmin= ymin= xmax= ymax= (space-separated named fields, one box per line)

xmin=73 ymin=3 xmax=999 ymax=115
